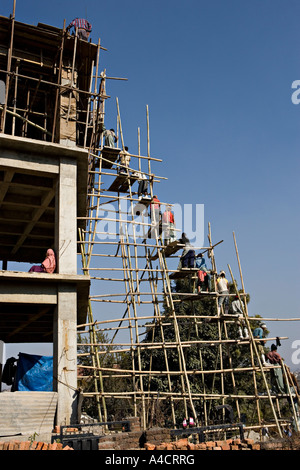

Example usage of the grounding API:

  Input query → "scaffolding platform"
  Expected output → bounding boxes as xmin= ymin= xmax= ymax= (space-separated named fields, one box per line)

xmin=108 ymin=173 xmax=139 ymax=192
xmin=150 ymin=240 xmax=181 ymax=261
xmin=138 ymin=196 xmax=152 ymax=208
xmin=134 ymin=197 xmax=152 ymax=217
xmin=179 ymin=291 xmax=219 ymax=300
xmin=101 ymin=146 xmax=121 ymax=169
xmin=169 ymin=268 xmax=199 ymax=279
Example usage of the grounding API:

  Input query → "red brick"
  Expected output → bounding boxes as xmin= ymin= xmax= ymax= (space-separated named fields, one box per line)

xmin=174 ymin=438 xmax=188 ymax=450
xmin=231 ymin=445 xmax=239 ymax=450
xmin=144 ymin=443 xmax=156 ymax=450
xmin=187 ymin=442 xmax=195 ymax=450
xmin=195 ymin=443 xmax=207 ymax=450
xmin=233 ymin=438 xmax=241 ymax=445
xmin=165 ymin=443 xmax=174 ymax=450
xmin=0 ymin=442 xmax=4 ymax=450
xmin=213 ymin=446 xmax=222 ymax=450
xmin=205 ymin=441 xmax=215 ymax=448
xmin=251 ymin=443 xmax=261 ymax=450
xmin=62 ymin=445 xmax=74 ymax=450
xmin=221 ymin=444 xmax=231 ymax=450
xmin=215 ymin=440 xmax=227 ymax=447
xmin=156 ymin=444 xmax=167 ymax=450
xmin=30 ymin=441 xmax=38 ymax=450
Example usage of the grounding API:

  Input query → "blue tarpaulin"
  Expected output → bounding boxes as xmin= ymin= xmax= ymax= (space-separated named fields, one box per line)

xmin=14 ymin=352 xmax=53 ymax=391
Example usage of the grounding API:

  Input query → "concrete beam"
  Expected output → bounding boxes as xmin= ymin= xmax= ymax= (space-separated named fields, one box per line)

xmin=55 ymin=156 xmax=77 ymax=274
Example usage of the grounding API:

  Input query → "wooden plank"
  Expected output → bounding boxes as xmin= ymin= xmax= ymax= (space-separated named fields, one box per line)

xmin=150 ymin=240 xmax=181 ymax=261
xmin=169 ymin=268 xmax=199 ymax=279
xmin=101 ymin=146 xmax=121 ymax=169
xmin=108 ymin=173 xmax=139 ymax=193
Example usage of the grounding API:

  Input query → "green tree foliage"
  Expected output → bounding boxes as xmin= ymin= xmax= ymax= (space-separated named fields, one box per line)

xmin=139 ymin=276 xmax=272 ymax=426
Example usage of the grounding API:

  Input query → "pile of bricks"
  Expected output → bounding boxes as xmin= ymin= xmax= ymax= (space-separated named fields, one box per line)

xmin=0 ymin=440 xmax=73 ymax=450
xmin=145 ymin=437 xmax=261 ymax=451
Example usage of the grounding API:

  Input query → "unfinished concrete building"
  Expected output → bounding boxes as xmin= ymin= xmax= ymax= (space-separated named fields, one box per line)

xmin=0 ymin=11 xmax=96 ymax=439
xmin=1 ymin=6 xmax=300 ymax=448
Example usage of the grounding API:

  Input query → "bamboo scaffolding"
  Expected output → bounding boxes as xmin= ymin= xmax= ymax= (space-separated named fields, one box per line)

xmin=227 ymin=262 xmax=283 ymax=438
xmin=0 ymin=0 xmax=16 ymax=133
xmin=6 ymin=8 xmax=296 ymax=436
xmin=75 ymin=45 xmax=300 ymax=436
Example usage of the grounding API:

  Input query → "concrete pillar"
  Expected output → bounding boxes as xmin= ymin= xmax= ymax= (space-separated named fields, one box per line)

xmin=55 ymin=157 xmax=77 ymax=275
xmin=53 ymin=155 xmax=78 ymax=424
xmin=53 ymin=284 xmax=78 ymax=425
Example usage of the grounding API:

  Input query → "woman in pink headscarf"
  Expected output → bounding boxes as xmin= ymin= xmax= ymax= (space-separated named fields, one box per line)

xmin=29 ymin=249 xmax=56 ymax=274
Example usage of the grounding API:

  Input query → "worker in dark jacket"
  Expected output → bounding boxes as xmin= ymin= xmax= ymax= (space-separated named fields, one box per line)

xmin=266 ymin=344 xmax=285 ymax=395
xmin=179 ymin=233 xmax=195 ymax=268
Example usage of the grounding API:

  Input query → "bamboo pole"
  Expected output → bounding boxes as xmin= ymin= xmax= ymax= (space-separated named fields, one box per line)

xmin=11 ymin=63 xmax=18 ymax=135
xmin=75 ymin=60 xmax=294 ymax=437
xmin=78 ymin=228 xmax=106 ymax=421
xmin=227 ymin=263 xmax=283 ymax=438
xmin=118 ymin=203 xmax=139 ymax=421
xmin=52 ymin=20 xmax=66 ymax=142
xmin=0 ymin=0 xmax=16 ymax=133
xmin=233 ymin=231 xmax=263 ymax=433
xmin=148 ymin=253 xmax=177 ymax=427
xmin=281 ymin=360 xmax=300 ymax=431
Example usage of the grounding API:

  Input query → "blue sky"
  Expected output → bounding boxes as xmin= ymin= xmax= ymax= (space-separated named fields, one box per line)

xmin=2 ymin=0 xmax=300 ymax=368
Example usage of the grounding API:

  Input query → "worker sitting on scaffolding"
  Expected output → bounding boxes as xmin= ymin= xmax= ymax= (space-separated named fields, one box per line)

xmin=266 ymin=344 xmax=285 ymax=394
xmin=195 ymin=253 xmax=211 ymax=294
xmin=178 ymin=233 xmax=195 ymax=269
xmin=118 ymin=146 xmax=131 ymax=174
xmin=253 ymin=323 xmax=268 ymax=366
xmin=231 ymin=295 xmax=249 ymax=339
xmin=162 ymin=205 xmax=176 ymax=245
xmin=67 ymin=18 xmax=92 ymax=41
xmin=216 ymin=271 xmax=229 ymax=315
xmin=195 ymin=253 xmax=210 ymax=293
xmin=149 ymin=195 xmax=161 ymax=238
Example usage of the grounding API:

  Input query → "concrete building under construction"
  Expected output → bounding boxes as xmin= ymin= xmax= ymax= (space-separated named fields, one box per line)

xmin=0 ymin=5 xmax=300 ymax=448
xmin=0 ymin=10 xmax=94 ymax=439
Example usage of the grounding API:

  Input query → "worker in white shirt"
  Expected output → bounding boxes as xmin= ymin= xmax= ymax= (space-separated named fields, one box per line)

xmin=231 ymin=295 xmax=249 ymax=339
xmin=216 ymin=270 xmax=229 ymax=315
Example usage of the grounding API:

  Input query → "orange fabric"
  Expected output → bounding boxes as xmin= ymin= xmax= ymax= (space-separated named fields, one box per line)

xmin=162 ymin=210 xmax=174 ymax=224
xmin=197 ymin=270 xmax=207 ymax=282
xmin=151 ymin=197 xmax=160 ymax=210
